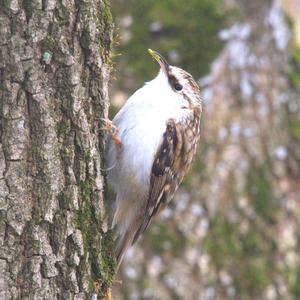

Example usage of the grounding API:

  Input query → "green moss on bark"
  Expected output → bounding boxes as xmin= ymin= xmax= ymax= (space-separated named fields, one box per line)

xmin=75 ymin=179 xmax=116 ymax=297
xmin=22 ymin=0 xmax=35 ymax=20
xmin=103 ymin=0 xmax=113 ymax=24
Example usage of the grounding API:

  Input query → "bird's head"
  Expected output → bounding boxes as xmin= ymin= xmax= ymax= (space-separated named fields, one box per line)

xmin=148 ymin=49 xmax=201 ymax=107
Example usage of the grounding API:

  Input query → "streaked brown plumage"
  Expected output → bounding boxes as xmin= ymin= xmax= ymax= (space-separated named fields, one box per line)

xmin=106 ymin=50 xmax=202 ymax=267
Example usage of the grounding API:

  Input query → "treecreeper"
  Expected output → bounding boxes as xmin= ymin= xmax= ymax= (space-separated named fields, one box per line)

xmin=105 ymin=49 xmax=202 ymax=268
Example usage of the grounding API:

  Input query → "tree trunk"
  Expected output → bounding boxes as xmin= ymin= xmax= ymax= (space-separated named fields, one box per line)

xmin=0 ymin=1 xmax=114 ymax=299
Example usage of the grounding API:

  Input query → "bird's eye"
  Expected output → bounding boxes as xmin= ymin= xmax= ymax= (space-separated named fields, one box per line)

xmin=174 ymin=83 xmax=183 ymax=91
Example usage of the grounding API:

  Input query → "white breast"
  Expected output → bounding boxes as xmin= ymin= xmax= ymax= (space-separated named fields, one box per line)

xmin=106 ymin=71 xmax=191 ymax=197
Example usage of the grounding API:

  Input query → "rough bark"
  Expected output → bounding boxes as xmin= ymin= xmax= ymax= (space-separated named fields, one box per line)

xmin=0 ymin=0 xmax=114 ymax=299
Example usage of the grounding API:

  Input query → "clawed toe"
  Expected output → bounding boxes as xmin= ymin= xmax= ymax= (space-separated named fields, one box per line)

xmin=100 ymin=118 xmax=122 ymax=150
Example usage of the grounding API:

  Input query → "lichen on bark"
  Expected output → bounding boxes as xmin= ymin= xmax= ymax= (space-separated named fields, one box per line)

xmin=0 ymin=0 xmax=114 ymax=299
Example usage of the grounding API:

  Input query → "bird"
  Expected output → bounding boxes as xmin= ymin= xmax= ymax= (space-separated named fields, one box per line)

xmin=105 ymin=49 xmax=202 ymax=268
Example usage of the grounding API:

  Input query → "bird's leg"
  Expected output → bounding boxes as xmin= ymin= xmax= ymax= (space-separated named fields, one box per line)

xmin=100 ymin=118 xmax=122 ymax=150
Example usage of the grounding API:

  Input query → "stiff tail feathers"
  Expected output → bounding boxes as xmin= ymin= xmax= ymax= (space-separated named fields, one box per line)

xmin=113 ymin=221 xmax=139 ymax=269
xmin=111 ymin=196 xmax=138 ymax=269
xmin=114 ymin=232 xmax=131 ymax=268
xmin=111 ymin=193 xmax=148 ymax=269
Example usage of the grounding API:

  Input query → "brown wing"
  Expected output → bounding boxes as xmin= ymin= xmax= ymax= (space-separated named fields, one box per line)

xmin=132 ymin=117 xmax=200 ymax=244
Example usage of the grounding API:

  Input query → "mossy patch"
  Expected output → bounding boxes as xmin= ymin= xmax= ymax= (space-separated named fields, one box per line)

xmin=57 ymin=191 xmax=72 ymax=210
xmin=56 ymin=120 xmax=71 ymax=137
xmin=84 ymin=149 xmax=92 ymax=162
xmin=103 ymin=0 xmax=113 ymax=24
xmin=22 ymin=0 xmax=36 ymax=21
xmin=100 ymin=230 xmax=116 ymax=286
xmin=95 ymin=0 xmax=114 ymax=67
xmin=75 ymin=179 xmax=116 ymax=297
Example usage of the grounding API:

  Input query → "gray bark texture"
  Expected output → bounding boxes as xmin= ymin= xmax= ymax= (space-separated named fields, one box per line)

xmin=0 ymin=0 xmax=114 ymax=299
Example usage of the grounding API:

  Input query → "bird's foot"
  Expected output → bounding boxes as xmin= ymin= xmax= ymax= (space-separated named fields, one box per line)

xmin=100 ymin=118 xmax=122 ymax=150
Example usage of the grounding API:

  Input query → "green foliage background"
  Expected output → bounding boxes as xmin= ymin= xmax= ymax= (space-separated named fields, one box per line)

xmin=112 ymin=0 xmax=228 ymax=91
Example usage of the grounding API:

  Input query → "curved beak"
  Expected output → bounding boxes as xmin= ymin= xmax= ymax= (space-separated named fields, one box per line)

xmin=148 ymin=49 xmax=169 ymax=75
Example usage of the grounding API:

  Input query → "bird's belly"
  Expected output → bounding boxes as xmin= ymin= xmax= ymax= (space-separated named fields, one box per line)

xmin=109 ymin=101 xmax=192 ymax=198
xmin=119 ymin=110 xmax=167 ymax=187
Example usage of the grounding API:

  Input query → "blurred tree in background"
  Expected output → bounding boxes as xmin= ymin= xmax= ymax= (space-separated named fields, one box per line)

xmin=111 ymin=0 xmax=228 ymax=92
xmin=110 ymin=0 xmax=300 ymax=299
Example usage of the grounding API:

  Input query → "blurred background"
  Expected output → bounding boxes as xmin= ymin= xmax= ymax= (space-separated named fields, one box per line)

xmin=110 ymin=0 xmax=300 ymax=299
